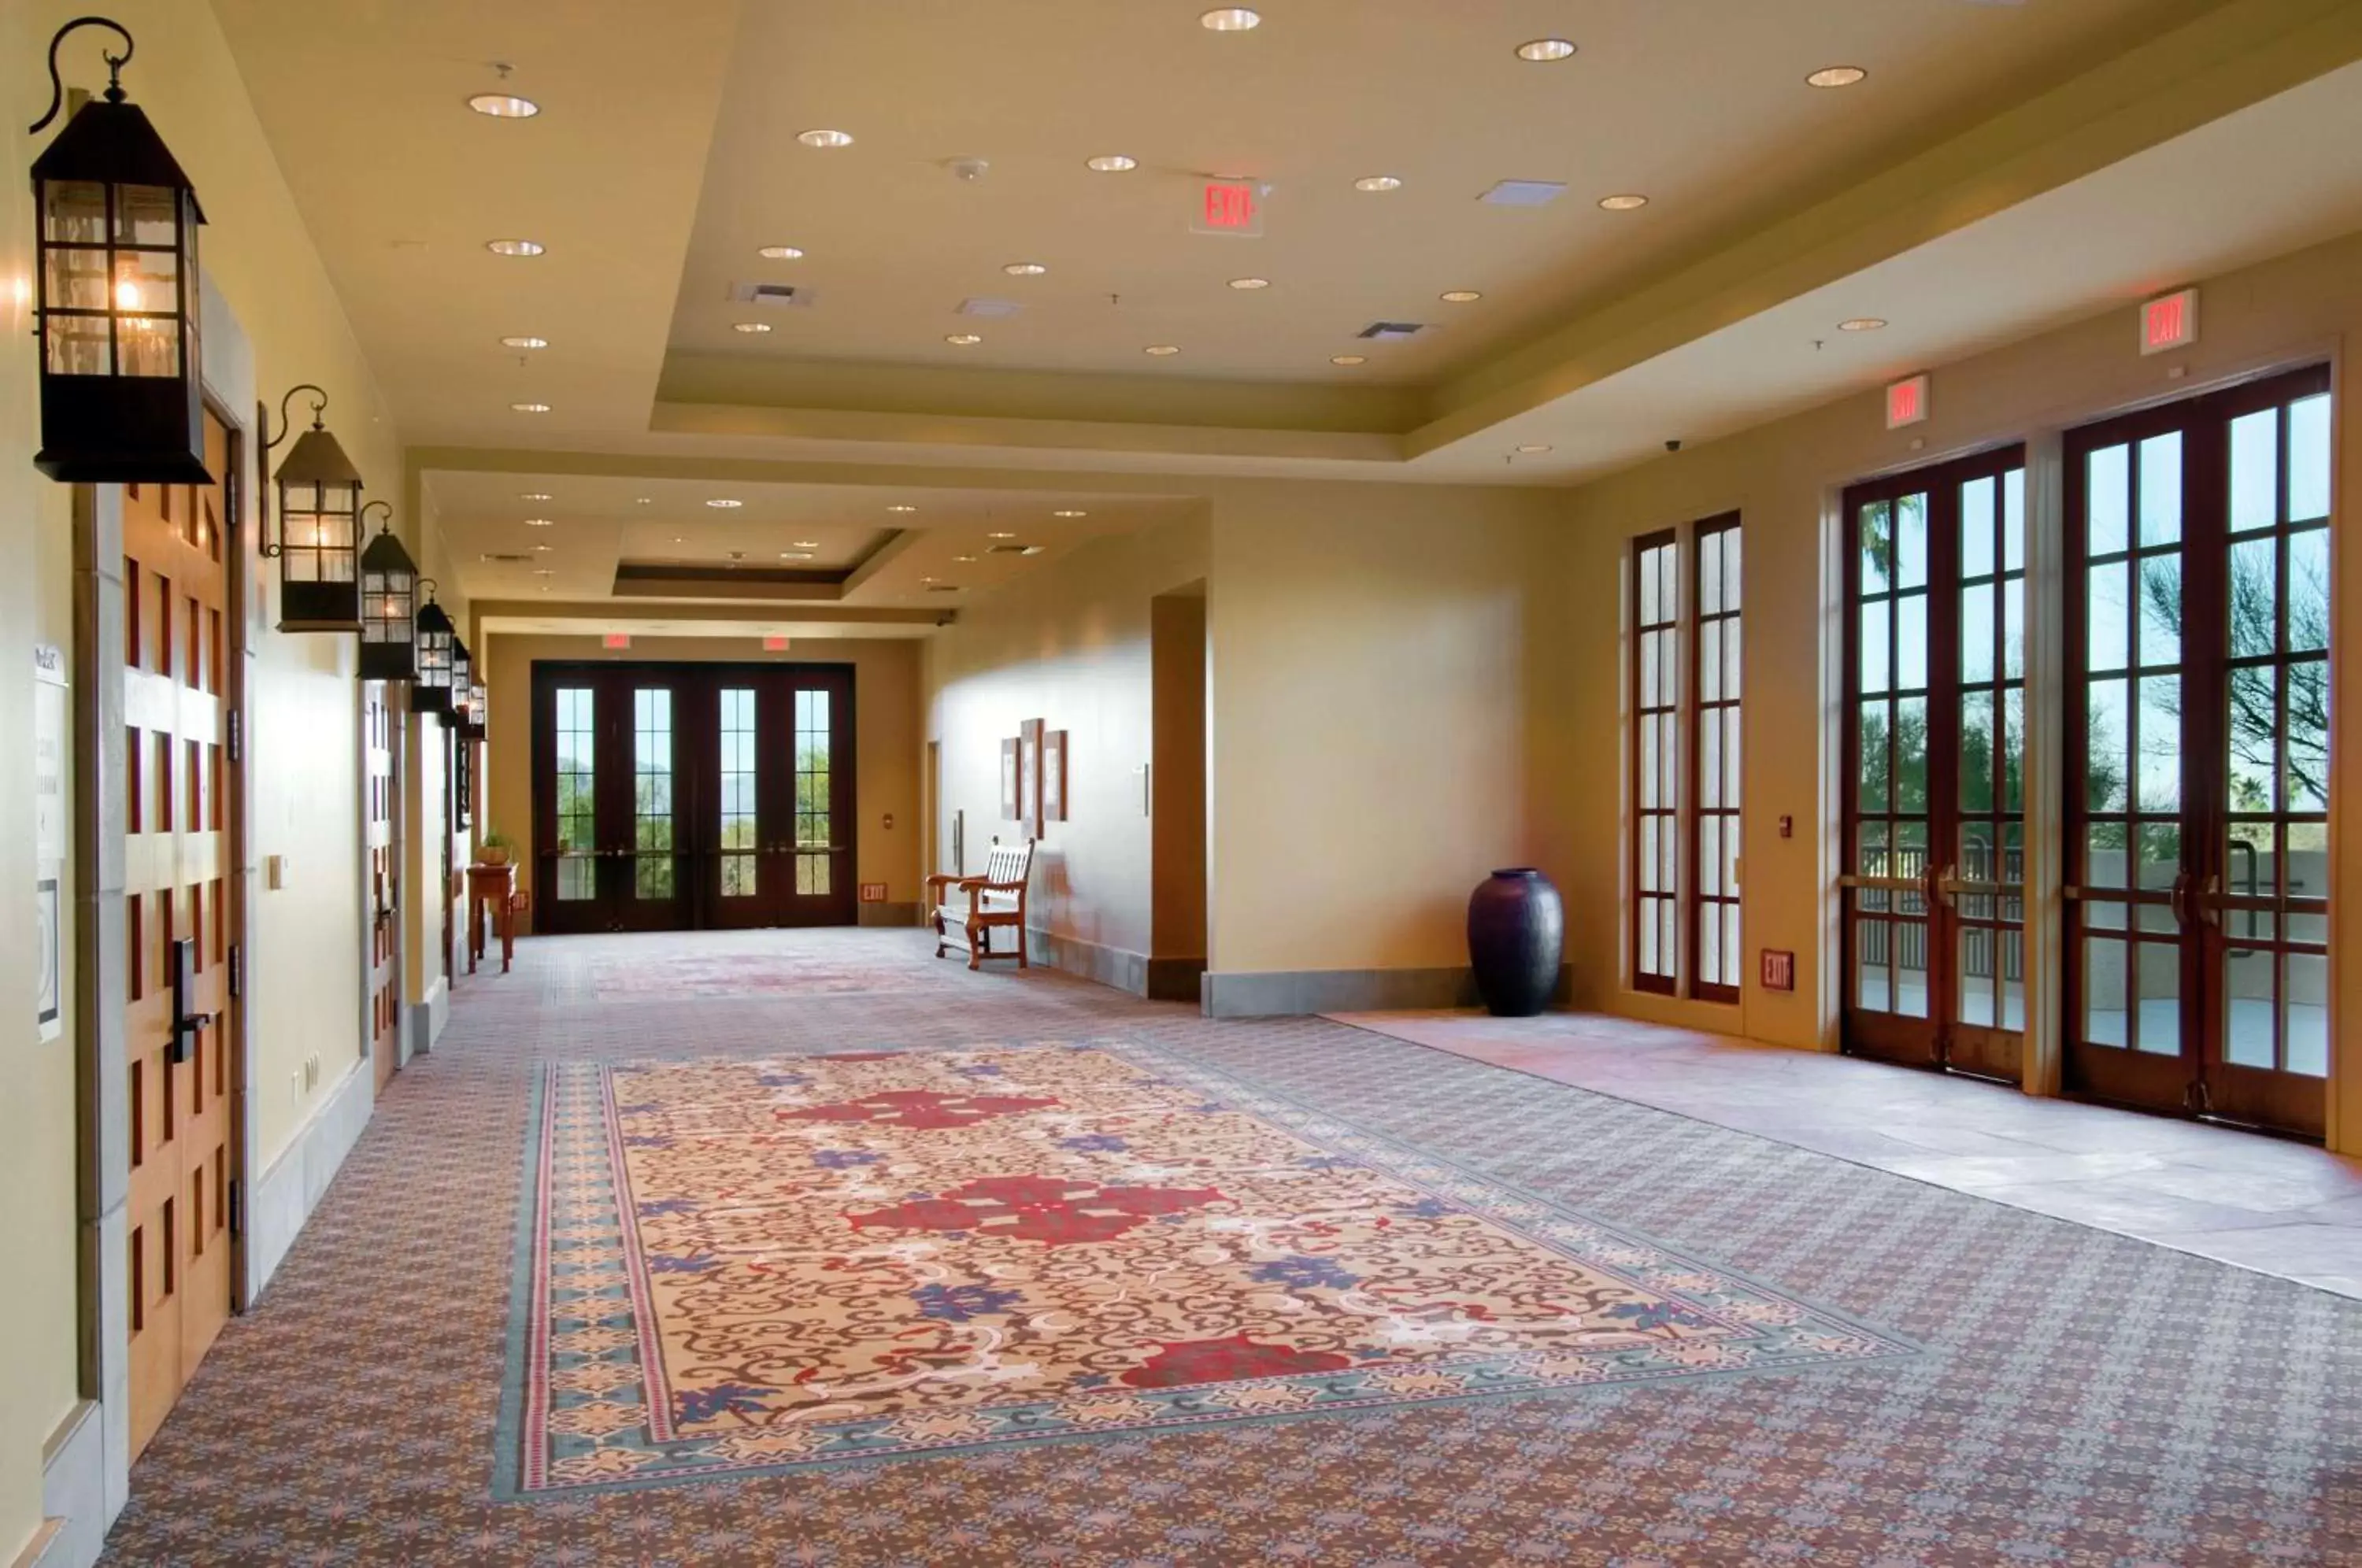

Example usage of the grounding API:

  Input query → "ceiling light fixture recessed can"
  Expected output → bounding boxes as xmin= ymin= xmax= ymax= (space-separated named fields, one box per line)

xmin=1598 ymin=193 xmax=1649 ymax=211
xmin=1331 ymin=354 xmax=1368 ymax=366
xmin=1002 ymin=261 xmax=1048 ymax=276
xmin=987 ymin=531 xmax=1016 ymax=539
xmin=888 ymin=505 xmax=917 ymax=513
xmin=757 ymin=245 xmax=805 ymax=261
xmin=1087 ymin=153 xmax=1138 ymax=173
xmin=797 ymin=128 xmax=854 ymax=149
xmin=468 ymin=93 xmax=539 ymax=118
xmin=1228 ymin=276 xmax=1270 ymax=290
xmin=1807 ymin=65 xmax=1868 ymax=88
xmin=510 ymin=401 xmax=550 ymax=412
xmin=1838 ymin=316 xmax=1888 ymax=332
xmin=732 ymin=321 xmax=773 ymax=334
xmin=1143 ymin=344 xmax=1180 ymax=357
xmin=792 ymin=539 xmax=820 ymax=549
xmin=1053 ymin=509 xmax=1087 ymax=518
xmin=1516 ymin=443 xmax=1553 ymax=454
xmin=1440 ymin=290 xmax=1483 ymax=303
xmin=524 ymin=517 xmax=554 ymax=527
xmin=705 ymin=498 xmax=743 ymax=508
xmin=1353 ymin=175 xmax=1403 ymax=193
xmin=486 ymin=239 xmax=544 ymax=257
xmin=1199 ymin=7 xmax=1261 ymax=30
xmin=520 ymin=492 xmax=553 ymax=501
xmin=1515 ymin=39 xmax=1576 ymax=62
xmin=500 ymin=335 xmax=550 ymax=349
xmin=946 ymin=333 xmax=983 ymax=346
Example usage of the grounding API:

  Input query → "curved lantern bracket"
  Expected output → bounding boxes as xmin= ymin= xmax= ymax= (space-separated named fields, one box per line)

xmin=29 ymin=17 xmax=135 ymax=135
xmin=264 ymin=383 xmax=330 ymax=453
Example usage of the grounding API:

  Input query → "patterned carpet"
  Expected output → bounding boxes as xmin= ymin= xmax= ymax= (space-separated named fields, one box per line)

xmin=98 ymin=928 xmax=2362 ymax=1565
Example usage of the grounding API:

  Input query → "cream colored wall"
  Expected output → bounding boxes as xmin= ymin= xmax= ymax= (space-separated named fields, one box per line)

xmin=1556 ymin=227 xmax=2361 ymax=1145
xmin=1205 ymin=484 xmax=1571 ymax=975
xmin=0 ymin=1 xmax=442 ymax=1549
xmin=924 ymin=518 xmax=1212 ymax=965
xmin=482 ymin=634 xmax=921 ymax=921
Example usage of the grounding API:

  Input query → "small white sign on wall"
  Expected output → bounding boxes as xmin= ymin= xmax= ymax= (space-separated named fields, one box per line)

xmin=34 ymin=644 xmax=67 ymax=1042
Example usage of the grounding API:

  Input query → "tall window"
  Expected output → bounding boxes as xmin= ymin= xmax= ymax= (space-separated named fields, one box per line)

xmin=1631 ymin=517 xmax=1743 ymax=998
xmin=718 ymin=687 xmax=757 ymax=897
xmin=1632 ymin=530 xmax=1679 ymax=993
xmin=1693 ymin=516 xmax=1743 ymax=1001
xmin=632 ymin=687 xmax=674 ymax=900
xmin=553 ymin=687 xmax=595 ymax=901
xmin=794 ymin=688 xmax=832 ymax=895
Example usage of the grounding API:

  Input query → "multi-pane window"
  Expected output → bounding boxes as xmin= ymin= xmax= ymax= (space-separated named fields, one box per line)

xmin=553 ymin=686 xmax=595 ymax=901
xmin=794 ymin=688 xmax=832 ymax=896
xmin=1692 ymin=516 xmax=1743 ymax=1001
xmin=1956 ymin=469 xmax=2028 ymax=1034
xmin=719 ymin=686 xmax=757 ymax=898
xmin=1631 ymin=530 xmax=1679 ymax=993
xmin=633 ymin=688 xmax=674 ymax=900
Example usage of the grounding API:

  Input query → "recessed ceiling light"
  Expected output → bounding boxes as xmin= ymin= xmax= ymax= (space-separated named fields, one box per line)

xmin=1515 ymin=39 xmax=1576 ymax=63
xmin=1087 ymin=153 xmax=1138 ymax=173
xmin=732 ymin=321 xmax=773 ymax=334
xmin=946 ymin=333 xmax=983 ymax=346
xmin=1228 ymin=276 xmax=1270 ymax=290
xmin=1597 ymin=193 xmax=1649 ymax=212
xmin=955 ymin=554 xmax=978 ymax=563
xmin=1053 ymin=509 xmax=1088 ymax=518
xmin=921 ymin=575 xmax=939 ymax=584
xmin=758 ymin=245 xmax=805 ymax=261
xmin=777 ymin=550 xmax=813 ymax=560
xmin=531 ymin=568 xmax=555 ymax=577
xmin=1354 ymin=175 xmax=1403 ymax=193
xmin=486 ymin=239 xmax=544 ymax=257
xmin=501 ymin=335 xmax=549 ymax=349
xmin=1003 ymin=261 xmax=1048 ymax=276
xmin=1807 ymin=65 xmax=1868 ymax=88
xmin=468 ymin=93 xmax=539 ymax=118
xmin=636 ymin=497 xmax=653 ymax=505
xmin=987 ymin=531 xmax=1016 ymax=539
xmin=511 ymin=401 xmax=550 ymax=413
xmin=706 ymin=498 xmax=743 ymax=508
xmin=792 ymin=539 xmax=820 ymax=549
xmin=1143 ymin=344 xmax=1180 ymax=356
xmin=888 ymin=505 xmax=917 ymax=513
xmin=523 ymin=517 xmax=554 ymax=527
xmin=1838 ymin=316 xmax=1888 ymax=332
xmin=1440 ymin=290 xmax=1483 ymax=303
xmin=672 ymin=535 xmax=685 ymax=543
xmin=1200 ymin=7 xmax=1261 ymax=30
xmin=538 ymin=585 xmax=551 ymax=594
xmin=1331 ymin=354 xmax=1367 ymax=366
xmin=1516 ymin=443 xmax=1553 ymax=454
xmin=520 ymin=492 xmax=553 ymax=501
xmin=533 ymin=543 xmax=553 ymax=553
xmin=798 ymin=128 xmax=854 ymax=149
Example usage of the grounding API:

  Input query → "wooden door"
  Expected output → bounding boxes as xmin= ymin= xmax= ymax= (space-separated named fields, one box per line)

xmin=123 ymin=409 xmax=239 ymax=1459
xmin=2064 ymin=364 xmax=2331 ymax=1137
xmin=1841 ymin=446 xmax=2030 ymax=1082
xmin=365 ymin=682 xmax=400 ymax=1091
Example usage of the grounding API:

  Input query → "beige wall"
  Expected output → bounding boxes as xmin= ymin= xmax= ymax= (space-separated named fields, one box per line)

xmin=924 ymin=517 xmax=1212 ymax=966
xmin=482 ymin=634 xmax=921 ymax=922
xmin=1556 ymin=227 xmax=2360 ymax=1147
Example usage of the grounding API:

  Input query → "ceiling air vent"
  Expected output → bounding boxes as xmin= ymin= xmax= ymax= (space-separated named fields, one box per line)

xmin=727 ymin=281 xmax=815 ymax=308
xmin=956 ymin=297 xmax=1023 ymax=318
xmin=985 ymin=542 xmax=1046 ymax=557
xmin=1357 ymin=321 xmax=1426 ymax=341
xmin=925 ymin=583 xmax=964 ymax=594
xmin=479 ymin=551 xmax=535 ymax=564
xmin=1478 ymin=179 xmax=1566 ymax=207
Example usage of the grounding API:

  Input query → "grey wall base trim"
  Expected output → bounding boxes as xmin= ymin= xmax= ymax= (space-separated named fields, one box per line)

xmin=1145 ymin=957 xmax=1207 ymax=1005
xmin=1203 ymin=967 xmax=1479 ymax=1019
xmin=245 ymin=1060 xmax=374 ymax=1304
xmin=36 ymin=1401 xmax=106 ymax=1568
xmin=858 ymin=902 xmax=923 ymax=928
xmin=406 ymin=977 xmax=448 ymax=1063
xmin=1026 ymin=930 xmax=1149 ymax=996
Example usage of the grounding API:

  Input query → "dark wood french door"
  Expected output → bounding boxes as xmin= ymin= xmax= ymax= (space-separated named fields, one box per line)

xmin=1842 ymin=445 xmax=2029 ymax=1082
xmin=532 ymin=663 xmax=857 ymax=934
xmin=2064 ymin=364 xmax=2331 ymax=1137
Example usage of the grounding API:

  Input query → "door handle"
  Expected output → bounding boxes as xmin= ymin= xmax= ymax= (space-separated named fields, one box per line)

xmin=167 ymin=937 xmax=216 ymax=1064
xmin=2197 ymin=873 xmax=2221 ymax=929
xmin=1931 ymin=863 xmax=1958 ymax=912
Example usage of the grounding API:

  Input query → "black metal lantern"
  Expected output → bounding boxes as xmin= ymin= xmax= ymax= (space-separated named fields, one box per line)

xmin=357 ymin=501 xmax=419 ymax=681
xmin=443 ymin=638 xmax=474 ymax=730
xmin=414 ymin=580 xmax=455 ymax=716
xmin=261 ymin=384 xmax=365 ymax=631
xmin=460 ymin=681 xmax=487 ymax=742
xmin=28 ymin=18 xmax=209 ymax=483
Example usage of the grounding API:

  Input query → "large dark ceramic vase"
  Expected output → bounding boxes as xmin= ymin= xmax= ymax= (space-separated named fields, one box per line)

xmin=1466 ymin=868 xmax=1564 ymax=1018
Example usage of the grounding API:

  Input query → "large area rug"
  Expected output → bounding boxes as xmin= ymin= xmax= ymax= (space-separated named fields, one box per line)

xmin=503 ymin=1042 xmax=1916 ymax=1495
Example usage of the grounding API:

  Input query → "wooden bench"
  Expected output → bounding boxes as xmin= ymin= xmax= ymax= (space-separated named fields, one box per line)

xmin=927 ymin=838 xmax=1035 ymax=971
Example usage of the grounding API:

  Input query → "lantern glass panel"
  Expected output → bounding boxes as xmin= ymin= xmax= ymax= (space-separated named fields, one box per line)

xmin=362 ymin=574 xmax=414 ymax=645
xmin=43 ymin=239 xmax=106 ymax=310
xmin=115 ymin=184 xmax=180 ymax=246
xmin=45 ymin=313 xmax=110 ymax=375
xmin=42 ymin=179 xmax=106 ymax=244
xmin=420 ymin=631 xmax=450 ymax=684
xmin=280 ymin=482 xmax=358 ymax=583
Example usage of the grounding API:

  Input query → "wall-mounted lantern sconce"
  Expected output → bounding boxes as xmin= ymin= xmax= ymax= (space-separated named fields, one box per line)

xmin=414 ymin=580 xmax=455 ymax=716
xmin=460 ymin=682 xmax=488 ymax=742
xmin=357 ymin=501 xmax=419 ymax=681
xmin=445 ymin=638 xmax=474 ymax=730
xmin=261 ymin=383 xmax=364 ymax=631
xmin=28 ymin=17 xmax=209 ymax=483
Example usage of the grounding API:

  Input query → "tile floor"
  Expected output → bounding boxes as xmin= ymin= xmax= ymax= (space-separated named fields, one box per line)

xmin=1330 ymin=1007 xmax=2362 ymax=1299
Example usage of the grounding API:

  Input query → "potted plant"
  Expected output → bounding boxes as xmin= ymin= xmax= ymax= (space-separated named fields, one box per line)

xmin=479 ymin=827 xmax=516 ymax=868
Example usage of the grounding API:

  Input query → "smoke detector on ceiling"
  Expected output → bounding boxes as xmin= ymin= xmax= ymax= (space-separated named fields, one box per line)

xmin=727 ymin=281 xmax=815 ymax=308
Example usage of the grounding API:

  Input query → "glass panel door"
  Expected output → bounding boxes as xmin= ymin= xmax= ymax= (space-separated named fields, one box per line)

xmin=1842 ymin=446 xmax=2028 ymax=1081
xmin=2064 ymin=364 xmax=2330 ymax=1137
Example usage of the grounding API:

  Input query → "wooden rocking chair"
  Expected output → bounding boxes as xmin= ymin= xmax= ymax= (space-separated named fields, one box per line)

xmin=927 ymin=838 xmax=1035 ymax=971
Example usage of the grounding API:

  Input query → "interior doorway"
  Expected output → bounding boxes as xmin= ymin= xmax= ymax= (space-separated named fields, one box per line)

xmin=2062 ymin=364 xmax=2332 ymax=1138
xmin=1149 ymin=585 xmax=1209 ymax=1001
xmin=364 ymin=682 xmax=401 ymax=1092
xmin=120 ymin=409 xmax=243 ymax=1458
xmin=531 ymin=662 xmax=857 ymax=933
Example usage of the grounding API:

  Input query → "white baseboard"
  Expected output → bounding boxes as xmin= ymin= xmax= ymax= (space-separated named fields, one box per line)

xmin=246 ymin=1060 xmax=375 ymax=1300
xmin=406 ymin=975 xmax=449 ymax=1063
xmin=34 ymin=1403 xmax=104 ymax=1568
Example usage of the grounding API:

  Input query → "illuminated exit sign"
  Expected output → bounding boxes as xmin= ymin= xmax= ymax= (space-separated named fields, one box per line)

xmin=1190 ymin=179 xmax=1263 ymax=237
xmin=1886 ymin=373 xmax=1930 ymax=431
xmin=2141 ymin=287 xmax=2198 ymax=355
xmin=602 ymin=632 xmax=631 ymax=650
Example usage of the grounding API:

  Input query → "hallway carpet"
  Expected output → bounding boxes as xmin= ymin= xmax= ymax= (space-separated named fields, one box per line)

xmin=100 ymin=930 xmax=2362 ymax=1565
